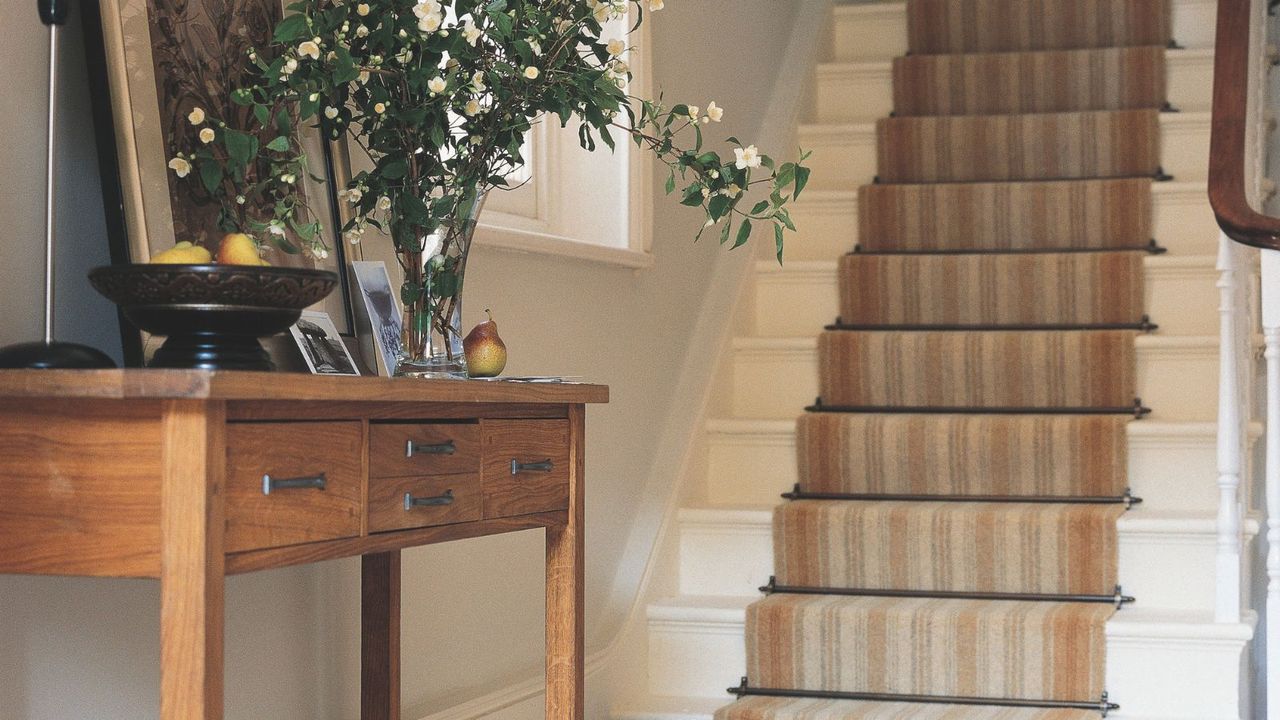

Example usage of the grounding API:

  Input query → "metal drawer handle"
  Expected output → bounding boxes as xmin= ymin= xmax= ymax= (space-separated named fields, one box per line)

xmin=511 ymin=459 xmax=554 ymax=475
xmin=406 ymin=439 xmax=456 ymax=458
xmin=262 ymin=473 xmax=327 ymax=496
xmin=404 ymin=489 xmax=455 ymax=510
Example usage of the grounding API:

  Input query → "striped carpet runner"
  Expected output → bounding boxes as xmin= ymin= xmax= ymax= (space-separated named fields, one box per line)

xmin=716 ymin=0 xmax=1167 ymax=717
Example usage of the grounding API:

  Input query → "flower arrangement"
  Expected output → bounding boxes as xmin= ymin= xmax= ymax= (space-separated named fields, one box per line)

xmin=169 ymin=0 xmax=810 ymax=376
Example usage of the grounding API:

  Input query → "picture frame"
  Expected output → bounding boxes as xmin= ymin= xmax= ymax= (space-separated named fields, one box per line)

xmin=82 ymin=0 xmax=357 ymax=364
xmin=350 ymin=261 xmax=403 ymax=377
xmin=290 ymin=311 xmax=360 ymax=376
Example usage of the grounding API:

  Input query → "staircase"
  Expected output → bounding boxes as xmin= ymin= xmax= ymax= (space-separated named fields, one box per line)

xmin=611 ymin=1 xmax=1259 ymax=719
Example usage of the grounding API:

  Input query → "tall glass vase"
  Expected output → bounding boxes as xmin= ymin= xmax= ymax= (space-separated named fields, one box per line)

xmin=395 ymin=188 xmax=487 ymax=378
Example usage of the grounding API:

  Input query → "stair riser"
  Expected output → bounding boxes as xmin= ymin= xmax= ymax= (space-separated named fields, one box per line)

xmin=799 ymin=116 xmax=1207 ymax=191
xmin=814 ymin=52 xmax=1211 ymax=124
xmin=754 ymin=261 xmax=1217 ymax=337
xmin=783 ymin=188 xmax=1219 ymax=261
xmin=730 ymin=341 xmax=1223 ymax=421
xmin=828 ymin=0 xmax=1216 ymax=62
xmin=705 ymin=426 xmax=1254 ymax=515
xmin=644 ymin=613 xmax=1246 ymax=706
xmin=675 ymin=514 xmax=1245 ymax=613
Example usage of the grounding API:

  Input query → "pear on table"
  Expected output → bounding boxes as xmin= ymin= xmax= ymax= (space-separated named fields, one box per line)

xmin=464 ymin=309 xmax=507 ymax=378
xmin=149 ymin=241 xmax=212 ymax=264
xmin=216 ymin=233 xmax=271 ymax=266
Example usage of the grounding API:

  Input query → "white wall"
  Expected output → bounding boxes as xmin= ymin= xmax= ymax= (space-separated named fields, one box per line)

xmin=0 ymin=2 xmax=801 ymax=718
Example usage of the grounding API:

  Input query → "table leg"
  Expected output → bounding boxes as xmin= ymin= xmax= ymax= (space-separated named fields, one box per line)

xmin=362 ymin=550 xmax=401 ymax=720
xmin=160 ymin=400 xmax=226 ymax=720
xmin=546 ymin=405 xmax=585 ymax=719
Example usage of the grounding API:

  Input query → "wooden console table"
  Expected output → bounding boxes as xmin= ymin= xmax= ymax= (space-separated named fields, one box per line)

xmin=0 ymin=370 xmax=608 ymax=720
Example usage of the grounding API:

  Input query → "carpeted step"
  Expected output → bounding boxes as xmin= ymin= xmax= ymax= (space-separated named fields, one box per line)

xmin=838 ymin=251 xmax=1144 ymax=327
xmin=857 ymin=179 xmax=1152 ymax=253
xmin=745 ymin=595 xmax=1112 ymax=702
xmin=796 ymin=413 xmax=1129 ymax=498
xmin=773 ymin=500 xmax=1124 ymax=595
xmin=894 ymin=46 xmax=1166 ymax=117
xmin=716 ymin=696 xmax=1101 ymax=719
xmin=876 ymin=110 xmax=1160 ymax=183
xmin=906 ymin=0 xmax=1171 ymax=55
xmin=817 ymin=330 xmax=1137 ymax=410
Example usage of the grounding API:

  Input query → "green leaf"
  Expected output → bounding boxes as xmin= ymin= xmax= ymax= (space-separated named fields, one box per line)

xmin=253 ymin=104 xmax=270 ymax=127
xmin=774 ymin=222 xmax=785 ymax=265
xmin=719 ymin=220 xmax=732 ymax=245
xmin=223 ymin=129 xmax=255 ymax=165
xmin=400 ymin=192 xmax=430 ymax=225
xmin=266 ymin=136 xmax=290 ymax=152
xmin=665 ymin=172 xmax=676 ymax=195
xmin=732 ymin=219 xmax=752 ymax=249
xmin=680 ymin=184 xmax=704 ymax=207
xmin=381 ymin=158 xmax=409 ymax=180
xmin=794 ymin=166 xmax=811 ymax=199
xmin=273 ymin=14 xmax=309 ymax=44
xmin=707 ymin=194 xmax=732 ymax=220
xmin=750 ymin=200 xmax=770 ymax=216
xmin=199 ymin=160 xmax=223 ymax=195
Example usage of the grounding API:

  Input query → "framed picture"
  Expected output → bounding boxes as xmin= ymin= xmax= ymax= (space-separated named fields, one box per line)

xmin=82 ymin=0 xmax=357 ymax=364
xmin=351 ymin=261 xmax=403 ymax=377
xmin=290 ymin=311 xmax=360 ymax=376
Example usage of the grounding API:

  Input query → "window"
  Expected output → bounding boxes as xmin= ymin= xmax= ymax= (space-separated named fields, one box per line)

xmin=477 ymin=19 xmax=653 ymax=268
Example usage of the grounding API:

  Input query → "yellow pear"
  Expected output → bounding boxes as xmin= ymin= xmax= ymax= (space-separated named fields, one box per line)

xmin=150 ymin=243 xmax=212 ymax=264
xmin=216 ymin=233 xmax=265 ymax=265
xmin=463 ymin=309 xmax=507 ymax=378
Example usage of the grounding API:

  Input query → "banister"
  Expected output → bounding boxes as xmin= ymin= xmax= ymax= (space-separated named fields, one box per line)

xmin=1209 ymin=0 xmax=1280 ymax=249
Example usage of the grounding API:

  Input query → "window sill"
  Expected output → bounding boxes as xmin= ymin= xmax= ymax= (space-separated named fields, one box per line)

xmin=474 ymin=224 xmax=654 ymax=270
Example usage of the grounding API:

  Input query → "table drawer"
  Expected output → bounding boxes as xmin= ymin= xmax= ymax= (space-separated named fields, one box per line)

xmin=481 ymin=419 xmax=570 ymax=518
xmin=369 ymin=423 xmax=480 ymax=478
xmin=368 ymin=472 xmax=482 ymax=533
xmin=225 ymin=422 xmax=363 ymax=553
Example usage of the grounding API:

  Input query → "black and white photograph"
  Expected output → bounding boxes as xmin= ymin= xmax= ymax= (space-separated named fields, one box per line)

xmin=351 ymin=260 xmax=403 ymax=377
xmin=289 ymin=311 xmax=360 ymax=376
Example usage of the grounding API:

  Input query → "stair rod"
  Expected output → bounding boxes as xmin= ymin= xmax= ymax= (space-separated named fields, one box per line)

xmin=850 ymin=240 xmax=1168 ymax=256
xmin=728 ymin=679 xmax=1120 ymax=717
xmin=782 ymin=486 xmax=1144 ymax=508
xmin=759 ymin=577 xmax=1135 ymax=608
xmin=807 ymin=399 xmax=1152 ymax=418
xmin=826 ymin=319 xmax=1159 ymax=333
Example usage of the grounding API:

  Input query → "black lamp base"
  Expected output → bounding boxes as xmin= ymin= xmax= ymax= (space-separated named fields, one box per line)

xmin=0 ymin=341 xmax=117 ymax=369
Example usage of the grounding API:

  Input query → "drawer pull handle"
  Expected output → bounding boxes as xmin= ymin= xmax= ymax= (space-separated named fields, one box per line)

xmin=262 ymin=473 xmax=327 ymax=496
xmin=511 ymin=459 xmax=554 ymax=475
xmin=404 ymin=489 xmax=455 ymax=510
xmin=406 ymin=440 xmax=456 ymax=458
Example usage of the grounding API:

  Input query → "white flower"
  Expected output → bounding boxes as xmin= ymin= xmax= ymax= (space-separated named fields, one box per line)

xmin=283 ymin=57 xmax=298 ymax=75
xmin=341 ymin=187 xmax=364 ymax=204
xmin=687 ymin=105 xmax=699 ymax=122
xmin=700 ymin=187 xmax=710 ymax=199
xmin=198 ymin=127 xmax=215 ymax=144
xmin=356 ymin=3 xmax=370 ymax=15
xmin=462 ymin=19 xmax=483 ymax=46
xmin=706 ymin=101 xmax=723 ymax=122
xmin=355 ymin=24 xmax=369 ymax=38
xmin=167 ymin=157 xmax=191 ymax=178
xmin=298 ymin=40 xmax=320 ymax=60
xmin=734 ymin=145 xmax=761 ymax=170
xmin=187 ymin=107 xmax=205 ymax=125
xmin=358 ymin=70 xmax=370 ymax=84
xmin=267 ymin=221 xmax=286 ymax=236
xmin=373 ymin=102 xmax=387 ymax=114
xmin=280 ymin=173 xmax=297 ymax=184
xmin=471 ymin=70 xmax=487 ymax=91
xmin=523 ymin=66 xmax=540 ymax=80
xmin=324 ymin=106 xmax=339 ymax=119
xmin=607 ymin=39 xmax=626 ymax=57
xmin=649 ymin=0 xmax=664 ymax=9
xmin=396 ymin=48 xmax=413 ymax=64
xmin=346 ymin=229 xmax=363 ymax=245
xmin=377 ymin=196 xmax=391 ymax=211
xmin=528 ymin=39 xmax=542 ymax=56
xmin=428 ymin=76 xmax=446 ymax=94
xmin=414 ymin=1 xmax=444 ymax=33
xmin=464 ymin=99 xmax=481 ymax=116
xmin=422 ymin=232 xmax=443 ymax=258
xmin=235 ymin=195 xmax=246 ymax=205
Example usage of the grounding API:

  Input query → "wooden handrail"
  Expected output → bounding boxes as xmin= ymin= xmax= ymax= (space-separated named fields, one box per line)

xmin=1209 ymin=0 xmax=1280 ymax=250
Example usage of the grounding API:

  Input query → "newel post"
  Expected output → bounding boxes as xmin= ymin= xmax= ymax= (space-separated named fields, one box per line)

xmin=1260 ymin=248 xmax=1280 ymax=720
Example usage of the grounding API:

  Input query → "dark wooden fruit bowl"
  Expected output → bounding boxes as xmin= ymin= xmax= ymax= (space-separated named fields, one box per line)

xmin=89 ymin=264 xmax=339 ymax=370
